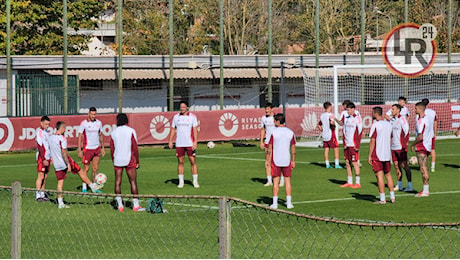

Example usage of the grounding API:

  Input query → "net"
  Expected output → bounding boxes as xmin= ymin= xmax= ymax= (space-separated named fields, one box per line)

xmin=299 ymin=63 xmax=460 ymax=147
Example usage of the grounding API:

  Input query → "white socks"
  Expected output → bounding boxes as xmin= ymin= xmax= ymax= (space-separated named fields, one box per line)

xmin=192 ymin=174 xmax=198 ymax=182
xmin=347 ymin=176 xmax=353 ymax=184
xmin=267 ymin=176 xmax=273 ymax=183
xmin=58 ymin=198 xmax=64 ymax=206
xmin=423 ymin=185 xmax=429 ymax=194
xmin=379 ymin=193 xmax=385 ymax=202
xmin=325 ymin=160 xmax=330 ymax=166
xmin=116 ymin=196 xmax=123 ymax=208
xmin=178 ymin=175 xmax=184 ymax=184
xmin=272 ymin=196 xmax=278 ymax=207
xmin=355 ymin=176 xmax=360 ymax=185
xmin=133 ymin=198 xmax=139 ymax=208
xmin=286 ymin=196 xmax=292 ymax=205
xmin=82 ymin=183 xmax=87 ymax=191
xmin=335 ymin=159 xmax=340 ymax=166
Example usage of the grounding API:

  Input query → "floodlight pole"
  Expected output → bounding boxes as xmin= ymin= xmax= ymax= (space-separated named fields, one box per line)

xmin=267 ymin=0 xmax=273 ymax=103
xmin=6 ymin=0 xmax=11 ymax=116
xmin=169 ymin=0 xmax=174 ymax=111
xmin=63 ymin=0 xmax=68 ymax=114
xmin=117 ymin=0 xmax=123 ymax=113
xmin=219 ymin=0 xmax=224 ymax=110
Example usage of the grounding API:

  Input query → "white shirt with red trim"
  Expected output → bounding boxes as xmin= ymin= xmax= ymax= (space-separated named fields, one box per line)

xmin=260 ymin=115 xmax=275 ymax=144
xmin=49 ymin=134 xmax=68 ymax=171
xmin=415 ymin=116 xmax=433 ymax=152
xmin=369 ymin=120 xmax=392 ymax=161
xmin=268 ymin=126 xmax=295 ymax=167
xmin=172 ymin=112 xmax=198 ymax=147
xmin=343 ymin=113 xmax=362 ymax=148
xmin=390 ymin=115 xmax=410 ymax=150
xmin=386 ymin=106 xmax=410 ymax=118
xmin=110 ymin=125 xmax=139 ymax=167
xmin=319 ymin=112 xmax=334 ymax=142
xmin=78 ymin=119 xmax=103 ymax=150
xmin=36 ymin=127 xmax=51 ymax=160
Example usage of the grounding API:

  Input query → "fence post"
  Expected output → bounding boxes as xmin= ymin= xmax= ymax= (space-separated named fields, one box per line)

xmin=11 ymin=181 xmax=22 ymax=259
xmin=219 ymin=197 xmax=231 ymax=259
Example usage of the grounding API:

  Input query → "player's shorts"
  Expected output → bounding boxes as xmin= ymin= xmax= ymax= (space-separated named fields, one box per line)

xmin=37 ymin=157 xmax=50 ymax=174
xmin=323 ymin=137 xmax=339 ymax=149
xmin=114 ymin=155 xmax=137 ymax=170
xmin=271 ymin=162 xmax=293 ymax=178
xmin=82 ymin=147 xmax=101 ymax=164
xmin=344 ymin=147 xmax=359 ymax=162
xmin=391 ymin=149 xmax=408 ymax=162
xmin=431 ymin=137 xmax=436 ymax=150
xmin=264 ymin=143 xmax=269 ymax=149
xmin=176 ymin=147 xmax=196 ymax=157
xmin=371 ymin=160 xmax=391 ymax=173
xmin=55 ymin=156 xmax=81 ymax=181
xmin=416 ymin=149 xmax=431 ymax=156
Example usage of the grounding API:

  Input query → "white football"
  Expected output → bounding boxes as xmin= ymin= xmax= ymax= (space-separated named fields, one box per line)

xmin=95 ymin=173 xmax=107 ymax=185
xmin=409 ymin=156 xmax=418 ymax=166
xmin=207 ymin=141 xmax=215 ymax=149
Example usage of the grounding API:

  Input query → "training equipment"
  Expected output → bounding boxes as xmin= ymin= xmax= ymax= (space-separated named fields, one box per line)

xmin=409 ymin=156 xmax=418 ymax=166
xmin=298 ymin=63 xmax=460 ymax=147
xmin=147 ymin=198 xmax=165 ymax=213
xmin=95 ymin=173 xmax=108 ymax=185
xmin=207 ymin=141 xmax=215 ymax=149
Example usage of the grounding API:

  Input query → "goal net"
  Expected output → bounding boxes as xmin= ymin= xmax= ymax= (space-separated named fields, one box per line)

xmin=298 ymin=63 xmax=460 ymax=147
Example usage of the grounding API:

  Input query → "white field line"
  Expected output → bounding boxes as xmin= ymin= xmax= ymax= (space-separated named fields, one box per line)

xmin=292 ymin=190 xmax=460 ymax=205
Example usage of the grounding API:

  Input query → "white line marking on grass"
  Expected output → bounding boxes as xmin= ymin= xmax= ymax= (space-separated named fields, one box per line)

xmin=292 ymin=190 xmax=460 ymax=205
xmin=198 ymin=155 xmax=312 ymax=164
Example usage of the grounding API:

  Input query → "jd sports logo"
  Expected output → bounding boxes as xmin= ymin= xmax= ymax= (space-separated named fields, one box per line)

xmin=382 ymin=23 xmax=437 ymax=78
xmin=0 ymin=118 xmax=14 ymax=151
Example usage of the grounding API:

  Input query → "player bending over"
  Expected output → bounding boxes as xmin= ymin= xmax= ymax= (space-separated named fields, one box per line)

xmin=268 ymin=113 xmax=296 ymax=210
xmin=317 ymin=101 xmax=342 ymax=169
xmin=369 ymin=107 xmax=395 ymax=204
xmin=110 ymin=113 xmax=143 ymax=212
xmin=49 ymin=121 xmax=103 ymax=209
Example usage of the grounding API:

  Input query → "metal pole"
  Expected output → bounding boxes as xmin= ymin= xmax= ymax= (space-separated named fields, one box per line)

xmin=267 ymin=0 xmax=273 ymax=103
xmin=333 ymin=65 xmax=339 ymax=142
xmin=6 ymin=0 xmax=11 ymax=116
xmin=117 ymin=0 xmax=123 ymax=113
xmin=169 ymin=0 xmax=174 ymax=111
xmin=448 ymin=0 xmax=452 ymax=102
xmin=360 ymin=0 xmax=365 ymax=104
xmin=315 ymin=0 xmax=320 ymax=106
xmin=404 ymin=0 xmax=409 ymax=98
xmin=11 ymin=181 xmax=22 ymax=259
xmin=219 ymin=0 xmax=224 ymax=110
xmin=404 ymin=0 xmax=408 ymax=24
xmin=218 ymin=198 xmax=231 ymax=259
xmin=280 ymin=62 xmax=286 ymax=118
xmin=63 ymin=0 xmax=68 ymax=114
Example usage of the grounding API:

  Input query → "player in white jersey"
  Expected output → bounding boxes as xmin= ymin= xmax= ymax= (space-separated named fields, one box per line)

xmin=385 ymin=96 xmax=410 ymax=121
xmin=267 ymin=113 xmax=296 ymax=210
xmin=390 ymin=104 xmax=413 ymax=192
xmin=336 ymin=100 xmax=362 ymax=167
xmin=411 ymin=102 xmax=433 ymax=197
xmin=77 ymin=107 xmax=105 ymax=192
xmin=110 ymin=113 xmax=143 ymax=212
xmin=317 ymin=101 xmax=342 ymax=169
xmin=339 ymin=102 xmax=363 ymax=188
xmin=369 ymin=107 xmax=395 ymax=204
xmin=260 ymin=103 xmax=284 ymax=186
xmin=168 ymin=101 xmax=199 ymax=188
xmin=421 ymin=99 xmax=437 ymax=172
xmin=35 ymin=116 xmax=51 ymax=201
xmin=49 ymin=121 xmax=102 ymax=209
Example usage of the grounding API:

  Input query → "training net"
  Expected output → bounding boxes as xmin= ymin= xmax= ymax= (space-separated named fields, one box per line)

xmin=299 ymin=63 xmax=460 ymax=147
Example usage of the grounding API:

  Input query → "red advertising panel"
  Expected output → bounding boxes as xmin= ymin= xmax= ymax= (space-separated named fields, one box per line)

xmin=1 ymin=104 xmax=459 ymax=152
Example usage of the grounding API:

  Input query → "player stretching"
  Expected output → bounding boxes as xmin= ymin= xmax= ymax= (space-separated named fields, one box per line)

xmin=35 ymin=116 xmax=51 ymax=201
xmin=339 ymin=102 xmax=363 ymax=188
xmin=110 ymin=113 xmax=143 ymax=212
xmin=421 ymin=99 xmax=437 ymax=172
xmin=260 ymin=103 xmax=284 ymax=186
xmin=168 ymin=101 xmax=199 ymax=188
xmin=411 ymin=102 xmax=433 ymax=197
xmin=389 ymin=104 xmax=412 ymax=191
xmin=77 ymin=107 xmax=105 ymax=193
xmin=385 ymin=96 xmax=410 ymax=121
xmin=336 ymin=100 xmax=363 ymax=167
xmin=369 ymin=107 xmax=395 ymax=204
xmin=49 ymin=121 xmax=102 ymax=209
xmin=268 ymin=113 xmax=296 ymax=210
xmin=317 ymin=101 xmax=342 ymax=169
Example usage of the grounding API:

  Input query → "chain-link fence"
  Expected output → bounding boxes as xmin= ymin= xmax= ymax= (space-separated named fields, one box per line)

xmin=1 ymin=183 xmax=459 ymax=259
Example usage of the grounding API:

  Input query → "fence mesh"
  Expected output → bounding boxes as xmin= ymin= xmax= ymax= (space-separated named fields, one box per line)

xmin=1 ymin=185 xmax=459 ymax=258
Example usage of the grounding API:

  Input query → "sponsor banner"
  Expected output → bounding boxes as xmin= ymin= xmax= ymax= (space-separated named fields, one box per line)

xmin=1 ymin=104 xmax=459 ymax=151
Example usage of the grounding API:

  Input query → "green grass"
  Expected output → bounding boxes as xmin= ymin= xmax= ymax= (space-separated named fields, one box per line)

xmin=1 ymin=139 xmax=460 ymax=258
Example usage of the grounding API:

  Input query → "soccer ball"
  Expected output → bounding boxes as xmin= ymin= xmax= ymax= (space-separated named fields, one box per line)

xmin=409 ymin=156 xmax=418 ymax=166
xmin=207 ymin=141 xmax=215 ymax=149
xmin=95 ymin=173 xmax=107 ymax=185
